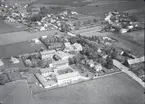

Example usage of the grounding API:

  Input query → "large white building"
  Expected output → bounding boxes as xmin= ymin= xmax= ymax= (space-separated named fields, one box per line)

xmin=40 ymin=50 xmax=56 ymax=60
xmin=55 ymin=66 xmax=80 ymax=86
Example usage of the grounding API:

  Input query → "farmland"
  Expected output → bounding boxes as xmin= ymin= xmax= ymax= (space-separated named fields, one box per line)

xmin=33 ymin=73 xmax=144 ymax=104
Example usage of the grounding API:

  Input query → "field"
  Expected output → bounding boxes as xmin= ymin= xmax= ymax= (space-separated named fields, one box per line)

xmin=0 ymin=80 xmax=34 ymax=104
xmin=0 ymin=30 xmax=58 ymax=46
xmin=109 ymin=31 xmax=144 ymax=56
xmin=0 ymin=41 xmax=46 ymax=58
xmin=33 ymin=73 xmax=144 ymax=104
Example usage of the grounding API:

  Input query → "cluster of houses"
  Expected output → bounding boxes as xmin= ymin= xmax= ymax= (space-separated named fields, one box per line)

xmin=104 ymin=11 xmax=143 ymax=33
xmin=0 ymin=3 xmax=82 ymax=32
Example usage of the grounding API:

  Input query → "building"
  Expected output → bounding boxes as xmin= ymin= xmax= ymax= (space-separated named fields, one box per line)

xmin=49 ymin=59 xmax=69 ymax=69
xmin=86 ymin=60 xmax=95 ymax=68
xmin=56 ymin=66 xmax=80 ymax=86
xmin=47 ymin=42 xmax=64 ymax=51
xmin=73 ymin=26 xmax=102 ymax=36
xmin=125 ymin=56 xmax=145 ymax=67
xmin=40 ymin=50 xmax=56 ymax=60
xmin=72 ymin=43 xmax=83 ymax=52
xmin=54 ymin=51 xmax=73 ymax=60
xmin=39 ymin=68 xmax=53 ymax=76
xmin=35 ymin=73 xmax=57 ymax=88
xmin=0 ymin=59 xmax=4 ymax=66
xmin=67 ymin=32 xmax=76 ymax=37
xmin=10 ymin=57 xmax=20 ymax=64
xmin=94 ymin=64 xmax=103 ymax=72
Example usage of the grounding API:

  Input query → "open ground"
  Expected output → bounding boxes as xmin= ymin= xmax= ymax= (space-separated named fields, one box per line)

xmin=33 ymin=73 xmax=144 ymax=104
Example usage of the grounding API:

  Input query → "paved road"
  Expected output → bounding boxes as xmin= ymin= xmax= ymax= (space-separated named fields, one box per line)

xmin=113 ymin=59 xmax=145 ymax=88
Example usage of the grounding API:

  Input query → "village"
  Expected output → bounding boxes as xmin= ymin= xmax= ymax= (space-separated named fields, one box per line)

xmin=0 ymin=0 xmax=144 ymax=104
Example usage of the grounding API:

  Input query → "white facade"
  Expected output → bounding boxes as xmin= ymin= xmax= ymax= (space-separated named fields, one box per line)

xmin=94 ymin=64 xmax=103 ymax=72
xmin=0 ymin=59 xmax=4 ymax=66
xmin=40 ymin=50 xmax=56 ymax=59
xmin=10 ymin=57 xmax=20 ymax=64
xmin=127 ymin=56 xmax=145 ymax=65
xmin=56 ymin=71 xmax=80 ymax=86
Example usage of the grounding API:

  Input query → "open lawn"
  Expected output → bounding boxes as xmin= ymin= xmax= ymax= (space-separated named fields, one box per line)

xmin=109 ymin=30 xmax=144 ymax=56
xmin=0 ymin=20 xmax=17 ymax=34
xmin=0 ymin=30 xmax=58 ymax=46
xmin=0 ymin=80 xmax=34 ymax=104
xmin=73 ymin=0 xmax=145 ymax=15
xmin=33 ymin=73 xmax=144 ymax=104
xmin=0 ymin=41 xmax=46 ymax=58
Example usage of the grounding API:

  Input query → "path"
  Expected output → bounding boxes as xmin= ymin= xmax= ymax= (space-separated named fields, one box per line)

xmin=113 ymin=59 xmax=145 ymax=88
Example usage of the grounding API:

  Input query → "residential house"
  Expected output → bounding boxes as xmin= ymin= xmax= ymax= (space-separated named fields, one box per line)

xmin=86 ymin=60 xmax=95 ymax=68
xmin=10 ymin=57 xmax=20 ymax=64
xmin=94 ymin=64 xmax=103 ymax=72
xmin=72 ymin=43 xmax=83 ymax=52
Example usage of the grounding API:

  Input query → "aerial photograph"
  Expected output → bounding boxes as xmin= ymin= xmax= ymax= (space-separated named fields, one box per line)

xmin=0 ymin=0 xmax=144 ymax=104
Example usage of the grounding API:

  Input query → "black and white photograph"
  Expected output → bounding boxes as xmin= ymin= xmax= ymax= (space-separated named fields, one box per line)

xmin=0 ymin=0 xmax=144 ymax=104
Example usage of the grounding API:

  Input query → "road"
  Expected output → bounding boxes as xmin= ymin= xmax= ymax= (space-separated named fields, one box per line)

xmin=113 ymin=59 xmax=145 ymax=88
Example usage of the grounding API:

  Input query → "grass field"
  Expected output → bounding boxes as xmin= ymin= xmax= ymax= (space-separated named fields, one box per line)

xmin=0 ymin=30 xmax=58 ymax=46
xmin=0 ymin=80 xmax=34 ymax=104
xmin=33 ymin=73 xmax=144 ymax=104
xmin=0 ymin=41 xmax=46 ymax=58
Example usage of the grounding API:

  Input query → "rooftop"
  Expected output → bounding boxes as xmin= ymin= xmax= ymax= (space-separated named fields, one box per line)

xmin=40 ymin=50 xmax=56 ymax=55
xmin=127 ymin=56 xmax=145 ymax=65
xmin=56 ymin=71 xmax=80 ymax=81
xmin=35 ymin=73 xmax=57 ymax=88
xmin=39 ymin=68 xmax=53 ymax=74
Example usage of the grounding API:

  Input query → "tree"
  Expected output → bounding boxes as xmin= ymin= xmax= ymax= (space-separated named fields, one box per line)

xmin=38 ymin=60 xmax=47 ymax=68
xmin=75 ymin=21 xmax=81 ymax=30
xmin=111 ymin=51 xmax=117 ymax=59
xmin=98 ymin=58 xmax=107 ymax=67
xmin=86 ymin=20 xmax=91 ymax=24
xmin=0 ymin=74 xmax=8 ymax=85
xmin=31 ymin=14 xmax=42 ymax=22
xmin=39 ymin=7 xmax=48 ymax=16
xmin=93 ymin=19 xmax=97 ymax=23
xmin=69 ymin=37 xmax=78 ymax=44
xmin=60 ymin=23 xmax=70 ymax=32
xmin=106 ymin=57 xmax=113 ymax=69
xmin=68 ymin=58 xmax=75 ymax=65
